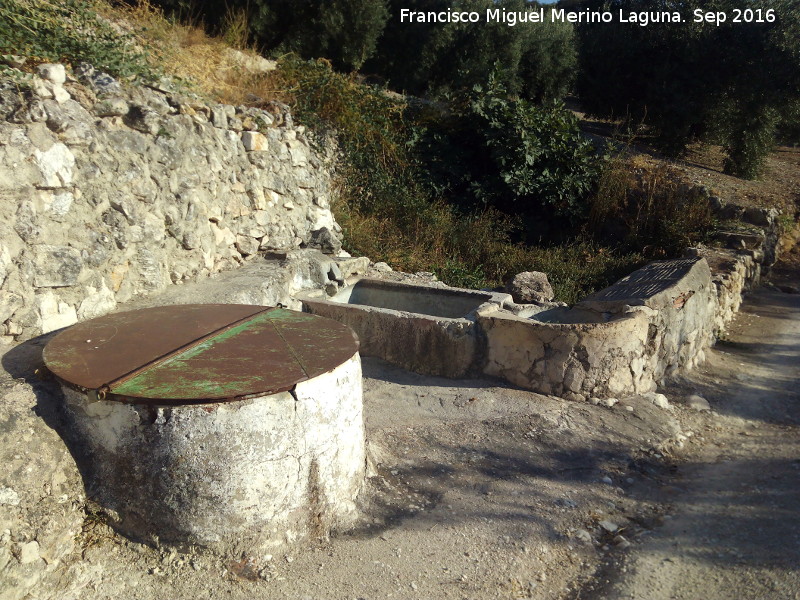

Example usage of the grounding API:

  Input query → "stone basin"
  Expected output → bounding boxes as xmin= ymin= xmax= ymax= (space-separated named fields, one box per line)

xmin=297 ymin=278 xmax=512 ymax=378
xmin=478 ymin=304 xmax=650 ymax=398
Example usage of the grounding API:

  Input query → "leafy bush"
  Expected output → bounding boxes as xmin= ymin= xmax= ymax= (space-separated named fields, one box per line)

xmin=0 ymin=0 xmax=155 ymax=79
xmin=410 ymin=76 xmax=604 ymax=234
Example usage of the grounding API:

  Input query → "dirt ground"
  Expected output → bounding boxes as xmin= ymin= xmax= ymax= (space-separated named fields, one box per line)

xmin=6 ymin=247 xmax=787 ymax=600
xmin=570 ymin=262 xmax=800 ymax=600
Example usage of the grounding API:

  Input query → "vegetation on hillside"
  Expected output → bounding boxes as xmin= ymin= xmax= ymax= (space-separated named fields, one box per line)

xmin=0 ymin=0 xmax=157 ymax=80
xmin=577 ymin=0 xmax=800 ymax=178
xmin=3 ymin=0 xmax=784 ymax=302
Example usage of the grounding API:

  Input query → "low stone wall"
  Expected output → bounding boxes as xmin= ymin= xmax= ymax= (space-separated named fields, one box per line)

xmin=480 ymin=310 xmax=651 ymax=399
xmin=480 ymin=234 xmax=781 ymax=399
xmin=703 ymin=248 xmax=762 ymax=334
xmin=0 ymin=64 xmax=339 ymax=341
xmin=578 ymin=258 xmax=718 ymax=388
xmin=480 ymin=259 xmax=716 ymax=399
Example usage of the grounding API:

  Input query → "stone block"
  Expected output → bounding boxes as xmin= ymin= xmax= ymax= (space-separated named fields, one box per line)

xmin=94 ymin=97 xmax=129 ymax=117
xmin=52 ymin=84 xmax=70 ymax=104
xmin=33 ymin=142 xmax=74 ymax=187
xmin=241 ymin=131 xmax=268 ymax=152
xmin=235 ymin=235 xmax=259 ymax=256
xmin=77 ymin=281 xmax=117 ymax=320
xmin=0 ymin=291 xmax=23 ymax=323
xmin=37 ymin=63 xmax=66 ymax=85
xmin=32 ymin=245 xmax=82 ymax=287
xmin=37 ymin=291 xmax=77 ymax=333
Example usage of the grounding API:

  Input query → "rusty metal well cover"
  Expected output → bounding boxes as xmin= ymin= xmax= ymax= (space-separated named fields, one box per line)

xmin=43 ymin=304 xmax=359 ymax=405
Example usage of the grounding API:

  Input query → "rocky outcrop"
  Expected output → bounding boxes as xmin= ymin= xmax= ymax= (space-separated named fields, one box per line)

xmin=0 ymin=63 xmax=339 ymax=341
xmin=0 ymin=344 xmax=85 ymax=600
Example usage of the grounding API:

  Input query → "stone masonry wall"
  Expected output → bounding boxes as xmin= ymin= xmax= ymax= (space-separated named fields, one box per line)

xmin=0 ymin=63 xmax=339 ymax=341
xmin=480 ymin=252 xmax=766 ymax=400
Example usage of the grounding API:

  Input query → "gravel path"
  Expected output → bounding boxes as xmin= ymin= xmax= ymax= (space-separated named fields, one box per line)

xmin=575 ymin=284 xmax=800 ymax=600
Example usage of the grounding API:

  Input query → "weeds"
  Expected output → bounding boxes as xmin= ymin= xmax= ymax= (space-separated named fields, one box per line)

xmin=588 ymin=154 xmax=714 ymax=257
xmin=0 ymin=0 xmax=156 ymax=80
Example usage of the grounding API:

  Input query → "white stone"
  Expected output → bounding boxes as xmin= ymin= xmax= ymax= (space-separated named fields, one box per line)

xmin=18 ymin=541 xmax=40 ymax=564
xmin=505 ymin=271 xmax=554 ymax=303
xmin=49 ymin=191 xmax=74 ymax=217
xmin=288 ymin=145 xmax=308 ymax=166
xmin=0 ymin=486 xmax=20 ymax=506
xmin=78 ymin=281 xmax=117 ymax=321
xmin=613 ymin=535 xmax=631 ymax=549
xmin=33 ymin=143 xmax=75 ymax=187
xmin=37 ymin=63 xmax=66 ymax=84
xmin=37 ymin=291 xmax=78 ymax=333
xmin=0 ymin=244 xmax=12 ymax=285
xmin=210 ymin=223 xmax=237 ymax=247
xmin=686 ymin=394 xmax=711 ymax=411
xmin=598 ymin=520 xmax=618 ymax=533
xmin=241 ymin=131 xmax=268 ymax=152
xmin=0 ymin=291 xmax=23 ymax=323
xmin=31 ymin=78 xmax=54 ymax=99
xmin=52 ymin=84 xmax=71 ymax=104
xmin=223 ymin=48 xmax=277 ymax=74
xmin=650 ymin=393 xmax=671 ymax=410
xmin=574 ymin=528 xmax=592 ymax=543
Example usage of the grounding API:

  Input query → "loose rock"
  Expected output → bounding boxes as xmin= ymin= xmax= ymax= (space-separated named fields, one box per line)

xmin=506 ymin=271 xmax=554 ymax=304
xmin=687 ymin=394 xmax=711 ymax=411
xmin=599 ymin=520 xmax=619 ymax=534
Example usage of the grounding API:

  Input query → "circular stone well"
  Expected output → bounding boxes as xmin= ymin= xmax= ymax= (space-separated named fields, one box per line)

xmin=43 ymin=304 xmax=365 ymax=554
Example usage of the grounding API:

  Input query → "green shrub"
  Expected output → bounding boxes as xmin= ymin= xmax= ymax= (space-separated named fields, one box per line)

xmin=410 ymin=75 xmax=604 ymax=232
xmin=0 ymin=0 xmax=155 ymax=79
xmin=720 ymin=104 xmax=781 ymax=179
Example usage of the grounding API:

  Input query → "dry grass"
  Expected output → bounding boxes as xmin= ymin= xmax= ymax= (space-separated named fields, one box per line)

xmin=98 ymin=0 xmax=283 ymax=103
xmin=336 ymin=195 xmax=644 ymax=303
xmin=588 ymin=153 xmax=714 ymax=257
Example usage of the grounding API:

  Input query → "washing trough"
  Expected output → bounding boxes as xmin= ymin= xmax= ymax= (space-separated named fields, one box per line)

xmin=297 ymin=278 xmax=512 ymax=378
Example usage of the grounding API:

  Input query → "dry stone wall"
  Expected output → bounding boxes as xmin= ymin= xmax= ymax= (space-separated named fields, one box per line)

xmin=0 ymin=63 xmax=339 ymax=341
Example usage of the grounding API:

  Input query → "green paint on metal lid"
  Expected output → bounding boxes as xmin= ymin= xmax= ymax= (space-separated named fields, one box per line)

xmin=43 ymin=304 xmax=359 ymax=405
